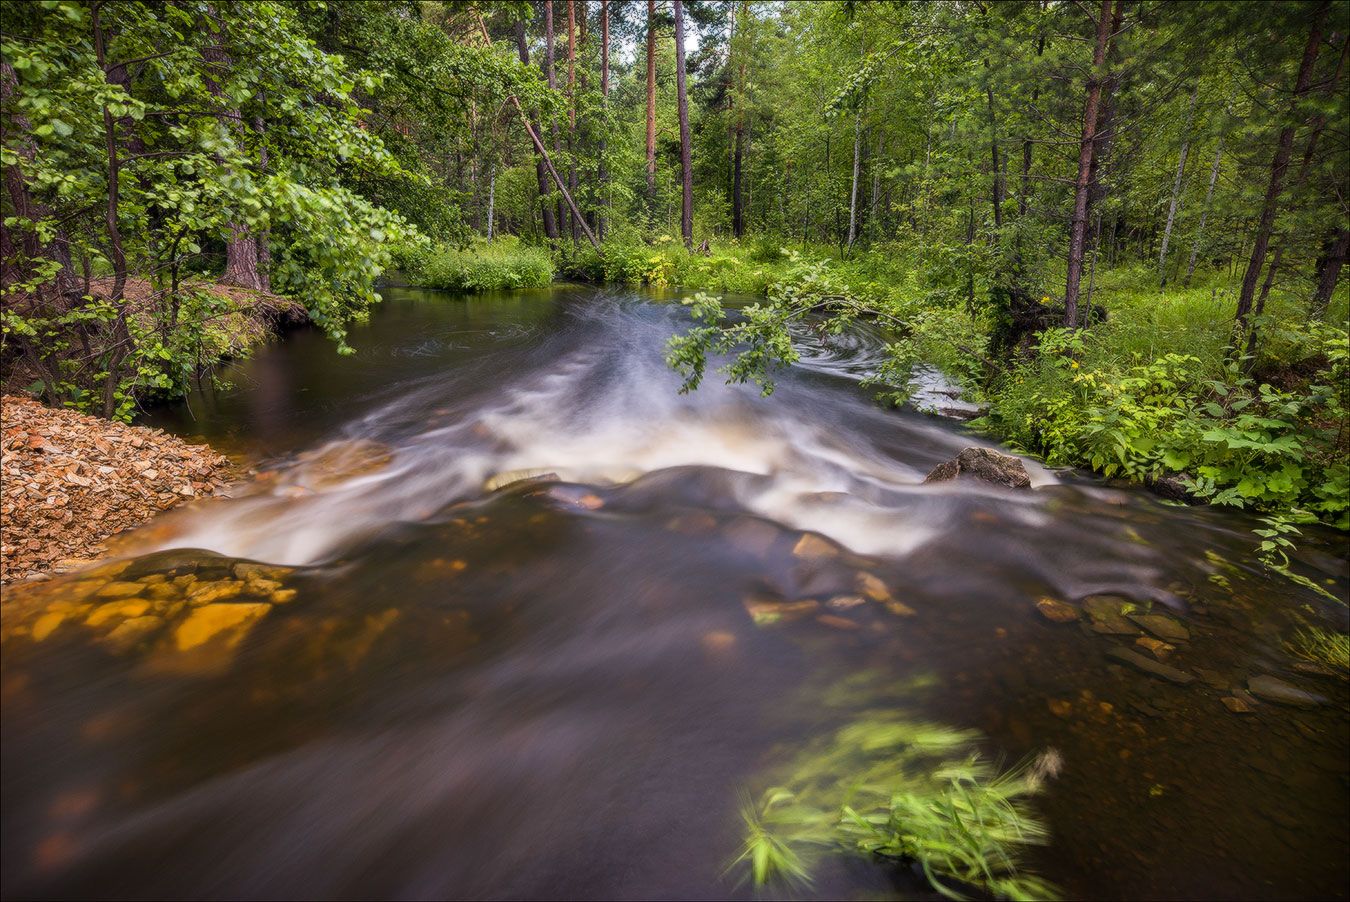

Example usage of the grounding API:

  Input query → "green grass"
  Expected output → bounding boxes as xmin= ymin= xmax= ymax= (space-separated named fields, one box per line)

xmin=393 ymin=236 xmax=553 ymax=291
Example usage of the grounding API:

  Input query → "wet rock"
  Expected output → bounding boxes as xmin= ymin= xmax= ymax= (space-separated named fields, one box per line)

xmin=1145 ymin=472 xmax=1194 ymax=502
xmin=246 ymin=578 xmax=283 ymax=595
xmin=1081 ymin=597 xmax=1138 ymax=636
xmin=144 ymin=582 xmax=179 ymax=602
xmin=883 ymin=599 xmax=917 ymax=617
xmin=94 ymin=581 xmax=144 ymax=599
xmin=1035 ymin=598 xmax=1079 ymax=623
xmin=726 ymin=519 xmax=780 ymax=556
xmin=1193 ymin=667 xmax=1229 ymax=691
xmin=484 ymin=469 xmax=559 ymax=492
xmin=1104 ymin=646 xmax=1195 ymax=685
xmin=30 ymin=611 xmax=67 ymax=641
xmin=270 ymin=589 xmax=298 ymax=604
xmin=86 ymin=599 xmax=151 ymax=626
xmin=232 ymin=562 xmax=291 ymax=582
xmin=186 ymin=580 xmax=245 ymax=605
xmin=1290 ymin=661 xmax=1343 ymax=679
xmin=1221 ymin=696 xmax=1256 ymax=714
xmin=102 ymin=616 xmax=161 ymax=652
xmin=1130 ymin=700 xmax=1163 ymax=718
xmin=1135 ymin=637 xmax=1176 ymax=661
xmin=1128 ymin=613 xmax=1190 ymax=642
xmin=1246 ymin=675 xmax=1326 ymax=708
xmin=826 ymin=595 xmax=867 ymax=610
xmin=172 ymin=602 xmax=271 ymax=652
xmin=923 ymin=447 xmax=1031 ymax=489
xmin=742 ymin=594 xmax=819 ymax=626
xmin=855 ymin=572 xmax=891 ymax=601
xmin=792 ymin=534 xmax=839 ymax=558
xmin=816 ymin=614 xmax=861 ymax=630
xmin=667 ymin=513 xmax=717 ymax=534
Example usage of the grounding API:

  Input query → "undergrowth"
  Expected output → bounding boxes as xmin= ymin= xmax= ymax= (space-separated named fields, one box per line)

xmin=392 ymin=236 xmax=553 ymax=292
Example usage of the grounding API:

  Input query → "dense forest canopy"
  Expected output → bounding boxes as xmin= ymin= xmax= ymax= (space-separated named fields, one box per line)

xmin=2 ymin=0 xmax=1347 ymax=530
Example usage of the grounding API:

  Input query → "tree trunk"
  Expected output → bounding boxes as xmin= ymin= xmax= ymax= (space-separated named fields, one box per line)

xmin=1184 ymin=103 xmax=1229 ymax=286
xmin=1235 ymin=1 xmax=1328 ymax=330
xmin=566 ymin=1 xmax=578 ymax=241
xmin=486 ymin=164 xmax=496 ymax=241
xmin=1310 ymin=227 xmax=1349 ymax=318
xmin=1158 ymin=81 xmax=1200 ymax=286
xmin=544 ymin=3 xmax=566 ymax=233
xmin=673 ymin=0 xmax=693 ymax=248
xmin=985 ymin=70 xmax=1004 ymax=233
xmin=646 ymin=0 xmax=658 ymax=212
xmin=1063 ymin=0 xmax=1114 ymax=329
xmin=732 ymin=96 xmax=745 ymax=238
xmin=515 ymin=21 xmax=559 ymax=242
xmin=599 ymin=1 xmax=610 ymax=240
xmin=846 ymin=104 xmax=862 ymax=252
xmin=473 ymin=14 xmax=597 ymax=249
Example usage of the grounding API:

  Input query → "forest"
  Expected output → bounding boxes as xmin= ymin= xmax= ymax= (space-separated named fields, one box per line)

xmin=1 ymin=2 xmax=1348 ymax=900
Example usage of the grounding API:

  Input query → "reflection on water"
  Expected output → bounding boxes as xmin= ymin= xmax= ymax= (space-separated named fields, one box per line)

xmin=2 ymin=286 xmax=1347 ymax=900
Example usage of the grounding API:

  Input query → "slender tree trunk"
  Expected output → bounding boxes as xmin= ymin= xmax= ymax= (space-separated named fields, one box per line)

xmin=544 ymin=3 xmax=566 ymax=233
xmin=599 ymin=0 xmax=610 ymax=240
xmin=1311 ymin=227 xmax=1349 ymax=318
xmin=515 ymin=21 xmax=558 ymax=242
xmin=1063 ymin=0 xmax=1114 ymax=329
xmin=475 ymin=14 xmax=597 ymax=249
xmin=1185 ymin=107 xmax=1228 ymax=286
xmin=1235 ymin=1 xmax=1328 ymax=330
xmin=1158 ymin=81 xmax=1200 ymax=285
xmin=985 ymin=72 xmax=1004 ymax=233
xmin=733 ymin=90 xmax=745 ymax=238
xmin=253 ymin=113 xmax=271 ymax=291
xmin=646 ymin=0 xmax=658 ymax=212
xmin=846 ymin=104 xmax=862 ymax=252
xmin=673 ymin=0 xmax=693 ymax=248
xmin=566 ymin=1 xmax=578 ymax=241
xmin=486 ymin=164 xmax=496 ymax=241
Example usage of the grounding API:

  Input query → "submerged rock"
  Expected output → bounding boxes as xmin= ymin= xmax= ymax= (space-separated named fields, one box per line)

xmin=1104 ymin=646 xmax=1194 ymax=684
xmin=1221 ymin=695 xmax=1256 ymax=714
xmin=923 ymin=447 xmax=1031 ymax=489
xmin=1246 ymin=675 xmax=1326 ymax=708
xmin=1035 ymin=598 xmax=1079 ymax=623
xmin=1128 ymin=613 xmax=1190 ymax=642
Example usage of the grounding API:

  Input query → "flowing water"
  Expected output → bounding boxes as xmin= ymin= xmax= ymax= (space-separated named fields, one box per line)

xmin=2 ymin=285 xmax=1347 ymax=900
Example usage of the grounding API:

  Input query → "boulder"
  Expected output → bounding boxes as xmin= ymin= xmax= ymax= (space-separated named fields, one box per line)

xmin=924 ymin=447 xmax=1031 ymax=489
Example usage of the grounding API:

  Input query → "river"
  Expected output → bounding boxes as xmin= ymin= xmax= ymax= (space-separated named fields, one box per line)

xmin=2 ymin=284 xmax=1347 ymax=900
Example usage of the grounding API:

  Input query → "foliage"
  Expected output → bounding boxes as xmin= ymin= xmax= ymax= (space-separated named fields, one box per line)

xmin=394 ymin=237 xmax=552 ymax=292
xmin=731 ymin=704 xmax=1058 ymax=900
xmin=1288 ymin=626 xmax=1350 ymax=674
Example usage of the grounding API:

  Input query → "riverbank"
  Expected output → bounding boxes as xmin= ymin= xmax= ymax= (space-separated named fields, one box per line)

xmin=0 ymin=394 xmax=238 ymax=585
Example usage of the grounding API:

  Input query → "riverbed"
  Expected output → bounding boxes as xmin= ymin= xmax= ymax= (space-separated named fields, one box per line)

xmin=2 ymin=284 xmax=1346 ymax=900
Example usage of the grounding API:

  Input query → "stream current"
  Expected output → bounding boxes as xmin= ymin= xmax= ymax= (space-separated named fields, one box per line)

xmin=2 ymin=285 xmax=1347 ymax=900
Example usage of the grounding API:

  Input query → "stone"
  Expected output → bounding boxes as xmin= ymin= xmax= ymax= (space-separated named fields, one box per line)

xmin=269 ymin=589 xmax=298 ymax=604
xmin=923 ymin=447 xmax=1031 ymax=489
xmin=145 ymin=583 xmax=180 ymax=601
xmin=86 ymin=599 xmax=151 ymax=626
xmin=883 ymin=599 xmax=916 ymax=617
xmin=1246 ymin=675 xmax=1325 ymax=708
xmin=186 ymin=580 xmax=244 ymax=605
xmin=1135 ymin=637 xmax=1176 ymax=660
xmin=1036 ymin=598 xmax=1079 ymax=623
xmin=667 ymin=514 xmax=717 ymax=534
xmin=1221 ymin=696 xmax=1255 ymax=714
xmin=94 ymin=581 xmax=144 ymax=599
xmin=1104 ymin=646 xmax=1194 ymax=685
xmin=232 ymin=563 xmax=291 ymax=582
xmin=742 ymin=595 xmax=819 ymax=626
xmin=1082 ymin=596 xmax=1139 ymax=635
xmin=173 ymin=602 xmax=270 ymax=652
xmin=792 ymin=534 xmax=839 ymax=558
xmin=855 ymin=572 xmax=891 ymax=601
xmin=31 ymin=611 xmax=66 ymax=641
xmin=1193 ymin=667 xmax=1229 ymax=691
xmin=483 ymin=469 xmax=559 ymax=492
xmin=726 ymin=519 xmax=780 ymax=556
xmin=247 ymin=578 xmax=283 ymax=595
xmin=102 ymin=616 xmax=161 ymax=652
xmin=1128 ymin=613 xmax=1190 ymax=642
xmin=816 ymin=614 xmax=861 ymax=630
xmin=826 ymin=595 xmax=866 ymax=610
